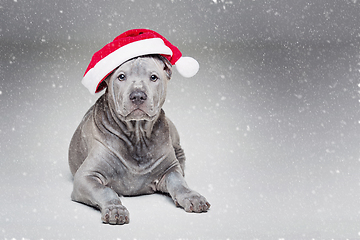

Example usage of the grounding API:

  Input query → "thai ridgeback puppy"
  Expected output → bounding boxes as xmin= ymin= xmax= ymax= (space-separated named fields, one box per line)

xmin=69 ymin=55 xmax=210 ymax=224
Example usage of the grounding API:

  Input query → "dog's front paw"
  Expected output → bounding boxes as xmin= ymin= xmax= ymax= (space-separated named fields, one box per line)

xmin=101 ymin=204 xmax=130 ymax=225
xmin=174 ymin=190 xmax=211 ymax=213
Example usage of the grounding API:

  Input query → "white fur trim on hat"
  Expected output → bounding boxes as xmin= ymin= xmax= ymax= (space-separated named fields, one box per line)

xmin=82 ymin=38 xmax=172 ymax=94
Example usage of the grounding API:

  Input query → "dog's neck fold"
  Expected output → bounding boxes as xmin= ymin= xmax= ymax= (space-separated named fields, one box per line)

xmin=124 ymin=119 xmax=156 ymax=141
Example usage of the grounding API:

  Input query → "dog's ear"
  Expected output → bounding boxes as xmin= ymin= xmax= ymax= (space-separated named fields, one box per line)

xmin=157 ymin=55 xmax=172 ymax=80
xmin=99 ymin=71 xmax=114 ymax=92
xmin=100 ymin=79 xmax=108 ymax=89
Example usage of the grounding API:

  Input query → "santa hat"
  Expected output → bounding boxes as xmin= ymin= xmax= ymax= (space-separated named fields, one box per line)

xmin=82 ymin=29 xmax=199 ymax=94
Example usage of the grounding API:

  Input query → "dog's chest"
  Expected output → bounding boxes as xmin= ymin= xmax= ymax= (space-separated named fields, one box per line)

xmin=107 ymin=131 xmax=179 ymax=195
xmin=92 ymin=103 xmax=179 ymax=195
xmin=107 ymin=143 xmax=178 ymax=196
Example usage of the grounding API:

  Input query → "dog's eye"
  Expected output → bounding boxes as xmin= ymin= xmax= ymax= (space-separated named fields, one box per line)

xmin=150 ymin=74 xmax=158 ymax=82
xmin=117 ymin=74 xmax=126 ymax=81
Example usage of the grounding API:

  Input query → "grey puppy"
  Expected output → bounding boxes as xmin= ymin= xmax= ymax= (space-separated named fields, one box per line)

xmin=69 ymin=55 xmax=210 ymax=225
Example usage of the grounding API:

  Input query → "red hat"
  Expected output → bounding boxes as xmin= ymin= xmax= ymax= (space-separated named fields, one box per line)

xmin=82 ymin=29 xmax=199 ymax=94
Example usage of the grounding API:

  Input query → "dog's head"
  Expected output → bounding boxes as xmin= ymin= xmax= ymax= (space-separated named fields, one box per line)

xmin=105 ymin=55 xmax=172 ymax=122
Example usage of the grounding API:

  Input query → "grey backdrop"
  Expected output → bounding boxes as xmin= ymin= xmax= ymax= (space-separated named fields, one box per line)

xmin=1 ymin=0 xmax=360 ymax=239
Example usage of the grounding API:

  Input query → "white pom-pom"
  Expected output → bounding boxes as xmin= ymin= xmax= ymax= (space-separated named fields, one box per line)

xmin=175 ymin=56 xmax=199 ymax=78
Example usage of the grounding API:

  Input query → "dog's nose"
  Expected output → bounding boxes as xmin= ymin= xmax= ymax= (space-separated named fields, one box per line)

xmin=129 ymin=90 xmax=147 ymax=105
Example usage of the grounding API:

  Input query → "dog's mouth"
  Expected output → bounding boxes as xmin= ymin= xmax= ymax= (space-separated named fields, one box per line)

xmin=124 ymin=108 xmax=156 ymax=121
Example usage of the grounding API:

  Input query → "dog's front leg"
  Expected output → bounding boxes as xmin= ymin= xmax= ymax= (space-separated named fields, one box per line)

xmin=161 ymin=170 xmax=210 ymax=213
xmin=71 ymin=171 xmax=130 ymax=225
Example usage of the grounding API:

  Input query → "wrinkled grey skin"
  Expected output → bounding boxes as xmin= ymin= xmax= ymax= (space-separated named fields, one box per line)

xmin=69 ymin=55 xmax=210 ymax=225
